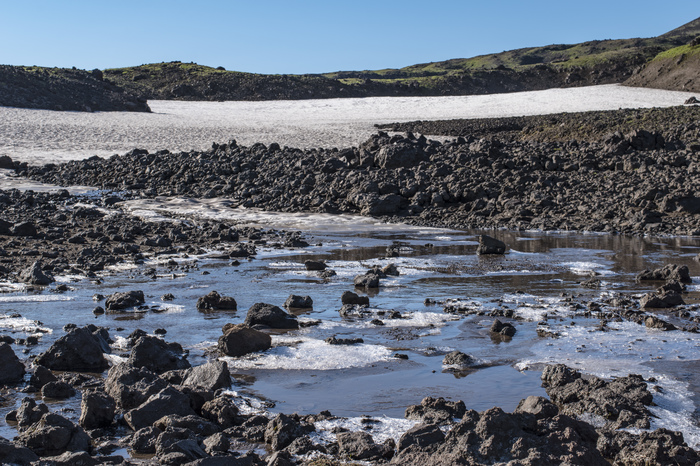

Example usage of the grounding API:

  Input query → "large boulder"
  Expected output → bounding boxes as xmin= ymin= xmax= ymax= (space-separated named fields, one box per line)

xmin=19 ymin=261 xmax=54 ymax=286
xmin=79 ymin=391 xmax=115 ymax=429
xmin=104 ymin=290 xmax=145 ymax=310
xmin=124 ymin=387 xmax=197 ymax=431
xmin=0 ymin=435 xmax=39 ymax=465
xmin=338 ymin=431 xmax=390 ymax=461
xmin=0 ymin=343 xmax=25 ymax=384
xmin=375 ymin=142 xmax=427 ymax=169
xmin=181 ymin=360 xmax=231 ymax=391
xmin=476 ymin=235 xmax=506 ymax=255
xmin=284 ymin=295 xmax=313 ymax=309
xmin=196 ymin=291 xmax=237 ymax=311
xmin=341 ymin=291 xmax=369 ymax=306
xmin=264 ymin=414 xmax=313 ymax=451
xmin=201 ymin=396 xmax=241 ymax=429
xmin=640 ymin=291 xmax=685 ymax=309
xmin=105 ymin=363 xmax=169 ymax=410
xmin=636 ymin=264 xmax=691 ymax=283
xmin=244 ymin=303 xmax=298 ymax=329
xmin=128 ymin=335 xmax=191 ymax=373
xmin=218 ymin=324 xmax=271 ymax=357
xmin=17 ymin=413 xmax=90 ymax=457
xmin=34 ymin=326 xmax=109 ymax=372
xmin=405 ymin=396 xmax=466 ymax=424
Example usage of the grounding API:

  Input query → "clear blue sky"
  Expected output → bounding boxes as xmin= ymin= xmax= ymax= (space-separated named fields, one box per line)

xmin=2 ymin=1 xmax=698 ymax=74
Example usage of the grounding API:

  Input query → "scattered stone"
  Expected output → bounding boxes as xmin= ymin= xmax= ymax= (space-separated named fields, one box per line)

xmin=79 ymin=391 xmax=116 ymax=429
xmin=325 ymin=336 xmax=364 ymax=345
xmin=128 ymin=335 xmax=191 ymax=373
xmin=442 ymin=350 xmax=474 ymax=367
xmin=476 ymin=235 xmax=506 ymax=255
xmin=196 ymin=290 xmax=237 ymax=311
xmin=104 ymin=290 xmax=145 ymax=310
xmin=304 ymin=260 xmax=326 ymax=271
xmin=490 ymin=319 xmax=517 ymax=337
xmin=284 ymin=294 xmax=313 ymax=309
xmin=636 ymin=264 xmax=691 ymax=283
xmin=218 ymin=323 xmax=272 ymax=356
xmin=35 ymin=326 xmax=109 ymax=372
xmin=341 ymin=291 xmax=369 ymax=306
xmin=19 ymin=261 xmax=54 ymax=285
xmin=244 ymin=303 xmax=299 ymax=329
xmin=405 ymin=396 xmax=466 ymax=424
xmin=41 ymin=381 xmax=75 ymax=399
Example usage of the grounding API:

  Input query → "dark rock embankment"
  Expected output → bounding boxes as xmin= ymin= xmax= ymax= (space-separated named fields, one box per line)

xmin=19 ymin=105 xmax=700 ymax=236
xmin=0 ymin=65 xmax=150 ymax=112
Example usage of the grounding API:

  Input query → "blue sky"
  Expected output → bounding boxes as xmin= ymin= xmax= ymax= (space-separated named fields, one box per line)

xmin=2 ymin=1 xmax=698 ymax=74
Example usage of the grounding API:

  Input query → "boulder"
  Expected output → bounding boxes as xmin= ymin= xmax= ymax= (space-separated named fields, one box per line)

xmin=304 ymin=260 xmax=326 ymax=271
xmin=514 ymin=395 xmax=559 ymax=420
xmin=375 ymin=142 xmax=426 ymax=169
xmin=397 ymin=423 xmax=445 ymax=451
xmin=636 ymin=264 xmax=691 ymax=283
xmin=490 ymin=319 xmax=516 ymax=337
xmin=218 ymin=323 xmax=272 ymax=357
xmin=284 ymin=294 xmax=313 ymax=309
xmin=341 ymin=291 xmax=369 ymax=306
xmin=128 ymin=335 xmax=190 ymax=373
xmin=29 ymin=365 xmax=58 ymax=389
xmin=154 ymin=426 xmax=207 ymax=461
xmin=105 ymin=363 xmax=169 ymax=410
xmin=338 ymin=431 xmax=388 ymax=461
xmin=476 ymin=235 xmax=506 ymax=255
xmin=153 ymin=414 xmax=220 ymax=437
xmin=354 ymin=273 xmax=380 ymax=288
xmin=124 ymin=387 xmax=197 ymax=431
xmin=14 ymin=397 xmax=49 ymax=428
xmin=35 ymin=326 xmax=109 ymax=372
xmin=40 ymin=381 xmax=75 ymax=399
xmin=79 ymin=391 xmax=115 ymax=429
xmin=201 ymin=396 xmax=241 ymax=429
xmin=19 ymin=261 xmax=54 ymax=286
xmin=244 ymin=303 xmax=298 ymax=329
xmin=405 ymin=396 xmax=466 ymax=424
xmin=264 ymin=414 xmax=313 ymax=451
xmin=128 ymin=426 xmax=161 ymax=454
xmin=196 ymin=291 xmax=237 ymax=311
xmin=11 ymin=222 xmax=37 ymax=237
xmin=644 ymin=315 xmax=677 ymax=331
xmin=0 ymin=343 xmax=25 ymax=384
xmin=0 ymin=435 xmax=39 ymax=465
xmin=442 ymin=350 xmax=474 ymax=367
xmin=181 ymin=360 xmax=231 ymax=391
xmin=640 ymin=291 xmax=685 ymax=309
xmin=104 ymin=290 xmax=145 ymax=310
xmin=17 ymin=413 xmax=90 ymax=457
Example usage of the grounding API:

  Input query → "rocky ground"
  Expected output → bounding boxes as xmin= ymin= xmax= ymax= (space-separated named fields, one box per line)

xmin=15 ymin=104 xmax=700 ymax=236
xmin=0 ymin=66 xmax=150 ymax=112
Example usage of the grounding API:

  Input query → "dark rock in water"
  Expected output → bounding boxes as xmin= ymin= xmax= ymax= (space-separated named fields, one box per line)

xmin=79 ymin=391 xmax=115 ymax=429
xmin=0 ymin=343 xmax=25 ymax=384
xmin=128 ymin=335 xmax=191 ymax=373
xmin=196 ymin=290 xmax=237 ymax=311
xmin=203 ymin=432 xmax=230 ymax=455
xmin=17 ymin=413 xmax=90 ymax=457
xmin=0 ymin=435 xmax=39 ymax=465
xmin=490 ymin=319 xmax=516 ymax=337
xmin=341 ymin=290 xmax=370 ymax=306
xmin=19 ymin=261 xmax=54 ymax=286
xmin=41 ymin=381 xmax=75 ymax=399
xmin=124 ymin=386 xmax=197 ymax=431
xmin=0 ymin=155 xmax=14 ymax=169
xmin=338 ymin=431 xmax=391 ymax=461
xmin=397 ymin=423 xmax=445 ymax=451
xmin=382 ymin=263 xmax=400 ymax=276
xmin=154 ymin=426 xmax=207 ymax=460
xmin=284 ymin=294 xmax=313 ymax=309
xmin=405 ymin=396 xmax=466 ymax=424
xmin=180 ymin=360 xmax=231 ymax=391
xmin=354 ymin=273 xmax=380 ymax=289
xmin=244 ymin=303 xmax=298 ymax=329
xmin=644 ymin=315 xmax=677 ymax=331
xmin=476 ymin=235 xmax=506 ymax=255
xmin=264 ymin=413 xmax=313 ymax=451
xmin=542 ymin=364 xmax=653 ymax=430
xmin=161 ymin=293 xmax=175 ymax=301
xmin=325 ymin=336 xmax=364 ymax=345
xmin=304 ymin=260 xmax=326 ymax=271
xmin=636 ymin=264 xmax=691 ymax=283
xmin=442 ymin=350 xmax=474 ymax=367
xmin=104 ymin=290 xmax=145 ymax=310
xmin=15 ymin=397 xmax=49 ymax=428
xmin=218 ymin=323 xmax=271 ymax=356
xmin=105 ymin=363 xmax=170 ymax=411
xmin=514 ymin=395 xmax=559 ymax=420
xmin=35 ymin=326 xmax=109 ymax=372
xmin=229 ymin=242 xmax=256 ymax=258
xmin=29 ymin=365 xmax=58 ymax=389
xmin=640 ymin=291 xmax=685 ymax=309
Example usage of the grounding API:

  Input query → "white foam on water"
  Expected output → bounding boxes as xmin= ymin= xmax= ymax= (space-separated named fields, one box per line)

xmin=221 ymin=390 xmax=273 ymax=416
xmin=0 ymin=314 xmax=51 ymax=334
xmin=222 ymin=336 xmax=392 ymax=371
xmin=0 ymin=281 xmax=27 ymax=293
xmin=562 ymin=261 xmax=615 ymax=276
xmin=0 ymin=295 xmax=74 ymax=303
xmin=311 ymin=416 xmax=418 ymax=445
xmin=54 ymin=274 xmax=86 ymax=283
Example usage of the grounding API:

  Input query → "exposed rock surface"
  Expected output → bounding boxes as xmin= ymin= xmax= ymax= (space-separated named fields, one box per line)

xmin=244 ymin=303 xmax=299 ymax=329
xmin=34 ymin=325 xmax=110 ymax=372
xmin=218 ymin=323 xmax=272 ymax=356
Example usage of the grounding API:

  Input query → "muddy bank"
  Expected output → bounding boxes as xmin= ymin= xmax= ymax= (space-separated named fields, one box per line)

xmin=16 ymin=105 xmax=700 ymax=236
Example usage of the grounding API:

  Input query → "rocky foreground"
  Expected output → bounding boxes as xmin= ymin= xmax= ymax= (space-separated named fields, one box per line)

xmin=16 ymin=105 xmax=700 ymax=236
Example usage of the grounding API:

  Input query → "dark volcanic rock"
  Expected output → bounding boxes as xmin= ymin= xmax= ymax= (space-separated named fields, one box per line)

xmin=40 ymin=381 xmax=75 ymax=399
xmin=35 ymin=326 xmax=109 ymax=372
xmin=636 ymin=264 xmax=692 ymax=283
xmin=0 ymin=343 xmax=25 ymax=384
xmin=105 ymin=363 xmax=169 ymax=410
xmin=218 ymin=323 xmax=271 ymax=356
xmin=124 ymin=386 xmax=197 ymax=431
xmin=264 ymin=414 xmax=313 ymax=451
xmin=128 ymin=335 xmax=191 ymax=373
xmin=19 ymin=261 xmax=54 ymax=286
xmin=442 ymin=350 xmax=474 ymax=367
xmin=79 ymin=391 xmax=115 ymax=429
xmin=476 ymin=235 xmax=507 ymax=255
xmin=284 ymin=294 xmax=313 ymax=309
xmin=341 ymin=290 xmax=370 ymax=306
xmin=304 ymin=260 xmax=326 ymax=271
xmin=104 ymin=290 xmax=145 ymax=310
xmin=196 ymin=291 xmax=237 ymax=311
xmin=337 ymin=431 xmax=391 ymax=461
xmin=405 ymin=396 xmax=467 ymax=424
xmin=0 ymin=435 xmax=39 ymax=465
xmin=180 ymin=360 xmax=231 ymax=391
xmin=244 ymin=303 xmax=298 ymax=329
xmin=17 ymin=413 xmax=90 ymax=457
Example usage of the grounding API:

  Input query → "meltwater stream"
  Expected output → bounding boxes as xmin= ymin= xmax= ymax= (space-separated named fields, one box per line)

xmin=2 ymin=197 xmax=700 ymax=447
